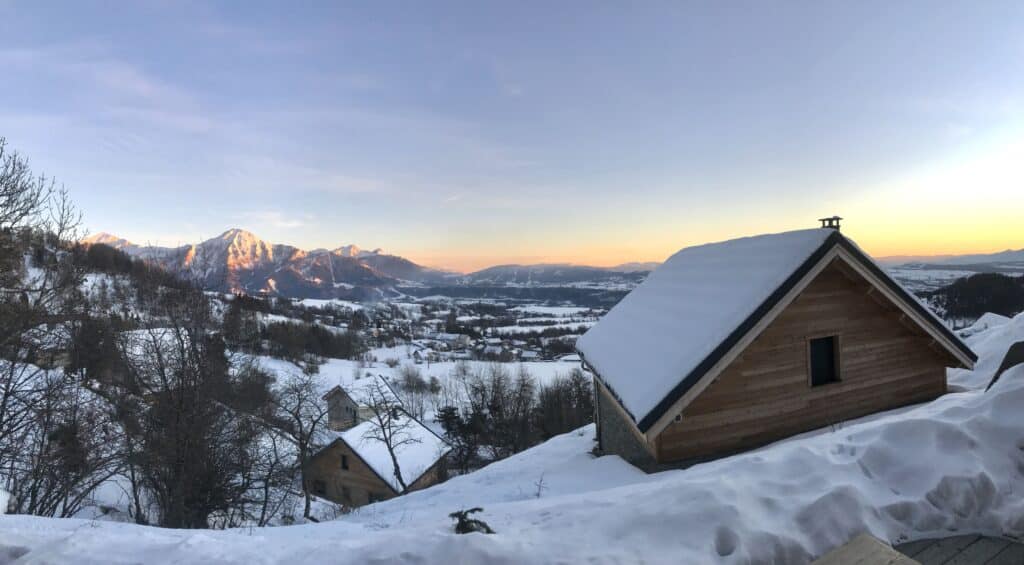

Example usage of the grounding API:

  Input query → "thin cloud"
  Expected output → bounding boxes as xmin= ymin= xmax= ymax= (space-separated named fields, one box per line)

xmin=0 ymin=43 xmax=194 ymax=110
xmin=235 ymin=211 xmax=311 ymax=229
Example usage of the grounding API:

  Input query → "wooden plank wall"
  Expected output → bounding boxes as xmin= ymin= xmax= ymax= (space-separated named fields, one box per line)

xmin=656 ymin=261 xmax=950 ymax=462
xmin=305 ymin=441 xmax=446 ymax=507
xmin=305 ymin=441 xmax=395 ymax=507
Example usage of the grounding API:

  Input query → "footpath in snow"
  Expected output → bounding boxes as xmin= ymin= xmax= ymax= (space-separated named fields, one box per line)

xmin=2 ymin=313 xmax=1024 ymax=564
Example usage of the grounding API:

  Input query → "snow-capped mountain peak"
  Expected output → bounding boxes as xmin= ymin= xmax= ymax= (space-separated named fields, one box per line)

xmin=82 ymin=232 xmax=136 ymax=248
xmin=211 ymin=228 xmax=278 ymax=269
xmin=79 ymin=228 xmax=447 ymax=297
xmin=333 ymin=244 xmax=382 ymax=258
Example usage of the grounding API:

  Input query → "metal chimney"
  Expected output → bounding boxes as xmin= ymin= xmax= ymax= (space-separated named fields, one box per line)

xmin=818 ymin=216 xmax=842 ymax=230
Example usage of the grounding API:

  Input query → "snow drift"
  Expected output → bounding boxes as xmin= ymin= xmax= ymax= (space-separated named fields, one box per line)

xmin=1 ymin=313 xmax=1024 ymax=564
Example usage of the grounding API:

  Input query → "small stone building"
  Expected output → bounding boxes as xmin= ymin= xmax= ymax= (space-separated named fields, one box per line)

xmin=577 ymin=224 xmax=976 ymax=470
xmin=305 ymin=377 xmax=450 ymax=507
xmin=322 ymin=375 xmax=403 ymax=431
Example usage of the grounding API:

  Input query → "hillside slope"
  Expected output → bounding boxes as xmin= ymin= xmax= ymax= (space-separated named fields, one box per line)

xmin=3 ymin=314 xmax=1024 ymax=564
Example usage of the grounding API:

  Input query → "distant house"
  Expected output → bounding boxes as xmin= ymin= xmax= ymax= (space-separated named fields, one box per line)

xmin=305 ymin=415 xmax=450 ymax=507
xmin=577 ymin=224 xmax=976 ymax=469
xmin=431 ymin=332 xmax=472 ymax=349
xmin=479 ymin=344 xmax=508 ymax=361
xmin=321 ymin=375 xmax=402 ymax=431
xmin=307 ymin=378 xmax=450 ymax=507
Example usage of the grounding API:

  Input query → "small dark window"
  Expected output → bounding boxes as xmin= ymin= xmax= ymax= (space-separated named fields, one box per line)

xmin=809 ymin=336 xmax=839 ymax=386
xmin=341 ymin=486 xmax=351 ymax=502
xmin=312 ymin=480 xmax=326 ymax=496
xmin=341 ymin=454 xmax=349 ymax=470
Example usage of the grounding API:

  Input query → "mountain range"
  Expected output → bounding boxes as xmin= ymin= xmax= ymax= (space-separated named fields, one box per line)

xmin=875 ymin=248 xmax=1024 ymax=267
xmin=82 ymin=229 xmax=652 ymax=299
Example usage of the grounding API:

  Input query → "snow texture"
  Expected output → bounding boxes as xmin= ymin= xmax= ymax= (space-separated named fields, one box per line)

xmin=577 ymin=228 xmax=834 ymax=423
xmin=335 ymin=415 xmax=450 ymax=493
xmin=948 ymin=312 xmax=1023 ymax=390
xmin=2 ymin=314 xmax=1024 ymax=564
xmin=335 ymin=374 xmax=402 ymax=407
xmin=254 ymin=351 xmax=581 ymax=402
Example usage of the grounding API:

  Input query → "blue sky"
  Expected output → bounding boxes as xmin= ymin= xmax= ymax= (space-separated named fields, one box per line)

xmin=1 ymin=1 xmax=1022 ymax=270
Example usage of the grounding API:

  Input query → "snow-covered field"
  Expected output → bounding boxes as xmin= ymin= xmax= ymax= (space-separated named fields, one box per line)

xmin=509 ymin=305 xmax=597 ymax=317
xmin=491 ymin=321 xmax=596 ymax=335
xmin=296 ymin=298 xmax=364 ymax=311
xmin=886 ymin=267 xmax=982 ymax=292
xmin=2 ymin=313 xmax=1024 ymax=564
xmin=255 ymin=348 xmax=584 ymax=398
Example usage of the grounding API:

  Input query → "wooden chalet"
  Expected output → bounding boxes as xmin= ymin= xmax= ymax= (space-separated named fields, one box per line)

xmin=576 ymin=221 xmax=977 ymax=469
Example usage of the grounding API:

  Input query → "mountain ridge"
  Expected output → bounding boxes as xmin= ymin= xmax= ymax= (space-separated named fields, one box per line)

xmin=82 ymin=228 xmax=448 ymax=299
xmin=876 ymin=247 xmax=1024 ymax=267
xmin=81 ymin=228 xmax=656 ymax=297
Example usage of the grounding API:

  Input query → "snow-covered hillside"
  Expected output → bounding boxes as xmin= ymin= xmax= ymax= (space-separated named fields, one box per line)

xmin=2 ymin=313 xmax=1024 ymax=564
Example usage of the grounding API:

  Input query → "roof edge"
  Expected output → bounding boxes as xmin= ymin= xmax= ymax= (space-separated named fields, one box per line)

xmin=634 ymin=230 xmax=977 ymax=434
xmin=326 ymin=409 xmax=451 ymax=495
xmin=579 ymin=355 xmax=639 ymax=426
xmin=834 ymin=238 xmax=977 ymax=365
xmin=635 ymin=230 xmax=844 ymax=432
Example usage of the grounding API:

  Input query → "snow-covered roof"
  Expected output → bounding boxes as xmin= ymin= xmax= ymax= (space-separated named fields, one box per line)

xmin=578 ymin=228 xmax=976 ymax=432
xmin=335 ymin=414 xmax=450 ymax=493
xmin=326 ymin=374 xmax=401 ymax=407
xmin=578 ymin=230 xmax=835 ymax=426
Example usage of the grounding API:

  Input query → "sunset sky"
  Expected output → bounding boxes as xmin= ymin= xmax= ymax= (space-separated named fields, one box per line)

xmin=1 ymin=1 xmax=1022 ymax=272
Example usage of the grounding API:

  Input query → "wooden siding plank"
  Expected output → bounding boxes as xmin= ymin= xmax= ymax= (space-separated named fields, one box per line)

xmin=656 ymin=262 xmax=951 ymax=463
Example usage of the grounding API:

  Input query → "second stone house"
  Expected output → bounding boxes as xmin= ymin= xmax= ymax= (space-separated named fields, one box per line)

xmin=306 ymin=376 xmax=450 ymax=507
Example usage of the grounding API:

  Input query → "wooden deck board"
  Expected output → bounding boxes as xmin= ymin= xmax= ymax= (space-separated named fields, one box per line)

xmin=946 ymin=538 xmax=1011 ymax=565
xmin=985 ymin=542 xmax=1024 ymax=565
xmin=813 ymin=534 xmax=919 ymax=565
xmin=911 ymin=535 xmax=981 ymax=565
xmin=899 ymin=539 xmax=939 ymax=558
xmin=895 ymin=536 xmax=1024 ymax=565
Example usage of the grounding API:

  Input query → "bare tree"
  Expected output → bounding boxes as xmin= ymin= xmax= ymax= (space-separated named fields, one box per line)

xmin=115 ymin=296 xmax=264 ymax=529
xmin=0 ymin=137 xmax=95 ymax=517
xmin=271 ymin=365 xmax=328 ymax=520
xmin=395 ymin=364 xmax=431 ymax=420
xmin=361 ymin=378 xmax=420 ymax=493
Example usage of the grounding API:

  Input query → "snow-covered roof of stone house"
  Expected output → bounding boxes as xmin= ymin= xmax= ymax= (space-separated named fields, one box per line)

xmin=332 ymin=413 xmax=450 ymax=493
xmin=322 ymin=374 xmax=402 ymax=408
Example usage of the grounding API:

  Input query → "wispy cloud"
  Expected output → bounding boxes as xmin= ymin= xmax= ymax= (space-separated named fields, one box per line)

xmin=0 ymin=42 xmax=194 ymax=110
xmin=235 ymin=210 xmax=312 ymax=230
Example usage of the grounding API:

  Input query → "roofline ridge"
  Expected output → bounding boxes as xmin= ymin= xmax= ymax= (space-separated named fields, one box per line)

xmin=634 ymin=230 xmax=844 ymax=432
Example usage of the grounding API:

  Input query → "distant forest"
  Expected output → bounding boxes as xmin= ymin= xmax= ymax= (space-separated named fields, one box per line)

xmin=397 ymin=285 xmax=630 ymax=309
xmin=924 ymin=273 xmax=1024 ymax=321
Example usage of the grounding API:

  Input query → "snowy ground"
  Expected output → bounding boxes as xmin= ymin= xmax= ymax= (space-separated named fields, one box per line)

xmin=255 ymin=347 xmax=585 ymax=396
xmin=2 ymin=313 xmax=1024 ymax=564
xmin=886 ymin=267 xmax=982 ymax=292
xmin=490 ymin=321 xmax=596 ymax=335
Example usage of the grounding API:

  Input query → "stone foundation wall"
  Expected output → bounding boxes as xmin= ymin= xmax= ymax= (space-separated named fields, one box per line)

xmin=595 ymin=381 xmax=657 ymax=470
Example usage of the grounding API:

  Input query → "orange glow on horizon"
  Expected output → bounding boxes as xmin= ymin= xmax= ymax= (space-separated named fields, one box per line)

xmin=410 ymin=235 xmax=1022 ymax=273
